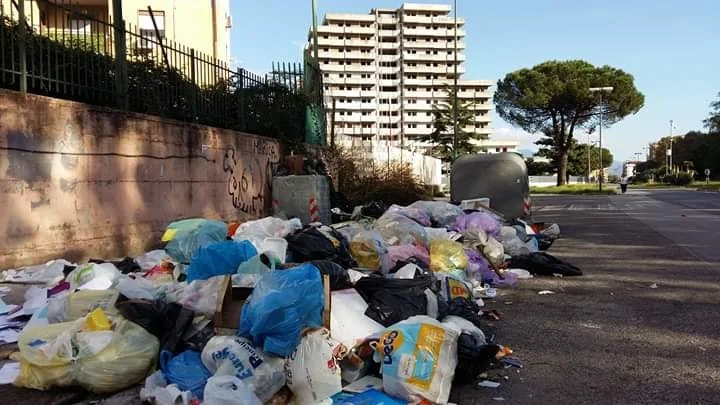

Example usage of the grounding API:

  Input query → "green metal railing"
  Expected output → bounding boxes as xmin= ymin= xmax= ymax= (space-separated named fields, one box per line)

xmin=0 ymin=0 xmax=325 ymax=146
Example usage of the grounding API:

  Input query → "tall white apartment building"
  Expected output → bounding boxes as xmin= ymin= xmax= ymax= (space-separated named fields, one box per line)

xmin=310 ymin=3 xmax=505 ymax=153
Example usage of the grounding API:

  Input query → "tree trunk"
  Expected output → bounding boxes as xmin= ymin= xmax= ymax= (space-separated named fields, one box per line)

xmin=557 ymin=151 xmax=569 ymax=186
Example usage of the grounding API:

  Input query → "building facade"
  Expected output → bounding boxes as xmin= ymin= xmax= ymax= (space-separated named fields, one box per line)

xmin=310 ymin=3 xmax=506 ymax=153
xmin=1 ymin=0 xmax=232 ymax=63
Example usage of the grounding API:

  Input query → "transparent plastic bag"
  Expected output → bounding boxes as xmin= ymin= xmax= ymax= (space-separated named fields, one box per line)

xmin=374 ymin=213 xmax=428 ymax=247
xmin=15 ymin=317 xmax=160 ymax=393
xmin=201 ymin=336 xmax=285 ymax=402
xmin=453 ymin=212 xmax=502 ymax=238
xmin=66 ymin=263 xmax=121 ymax=291
xmin=350 ymin=231 xmax=390 ymax=272
xmin=408 ymin=201 xmax=463 ymax=228
xmin=204 ymin=375 xmax=262 ymax=405
xmin=386 ymin=204 xmax=432 ymax=227
xmin=429 ymin=240 xmax=468 ymax=273
xmin=47 ymin=289 xmax=120 ymax=324
xmin=232 ymin=217 xmax=303 ymax=248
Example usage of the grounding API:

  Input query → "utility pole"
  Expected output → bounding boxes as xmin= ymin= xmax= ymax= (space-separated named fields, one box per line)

xmin=589 ymin=87 xmax=614 ymax=192
xmin=668 ymin=119 xmax=674 ymax=175
xmin=452 ymin=0 xmax=458 ymax=161
xmin=586 ymin=134 xmax=591 ymax=183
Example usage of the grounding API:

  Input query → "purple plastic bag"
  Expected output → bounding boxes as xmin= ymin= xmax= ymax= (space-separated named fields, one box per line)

xmin=453 ymin=213 xmax=502 ymax=238
xmin=466 ymin=249 xmax=517 ymax=287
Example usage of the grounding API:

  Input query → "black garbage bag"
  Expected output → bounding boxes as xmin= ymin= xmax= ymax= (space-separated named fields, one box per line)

xmin=286 ymin=227 xmax=356 ymax=268
xmin=447 ymin=297 xmax=485 ymax=330
xmin=510 ymin=252 xmax=582 ymax=276
xmin=115 ymin=299 xmax=195 ymax=354
xmin=454 ymin=337 xmax=500 ymax=384
xmin=310 ymin=260 xmax=353 ymax=290
xmin=354 ymin=274 xmax=437 ymax=327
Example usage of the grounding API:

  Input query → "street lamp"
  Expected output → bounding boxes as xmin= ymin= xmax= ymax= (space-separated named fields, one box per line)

xmin=589 ymin=87 xmax=614 ymax=191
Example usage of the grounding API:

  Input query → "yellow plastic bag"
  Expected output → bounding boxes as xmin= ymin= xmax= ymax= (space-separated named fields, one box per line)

xmin=14 ymin=317 xmax=159 ymax=393
xmin=350 ymin=231 xmax=388 ymax=271
xmin=429 ymin=240 xmax=468 ymax=273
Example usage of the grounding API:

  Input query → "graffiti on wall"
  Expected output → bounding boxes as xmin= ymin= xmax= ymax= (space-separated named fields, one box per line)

xmin=223 ymin=138 xmax=279 ymax=217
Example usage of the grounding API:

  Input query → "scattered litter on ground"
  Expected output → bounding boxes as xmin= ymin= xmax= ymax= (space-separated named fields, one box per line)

xmin=538 ymin=290 xmax=555 ymax=295
xmin=493 ymin=397 xmax=506 ymax=401
xmin=478 ymin=380 xmax=502 ymax=388
xmin=649 ymin=283 xmax=659 ymax=289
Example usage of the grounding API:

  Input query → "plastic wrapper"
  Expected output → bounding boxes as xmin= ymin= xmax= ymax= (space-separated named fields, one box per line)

xmin=201 ymin=336 xmax=285 ymax=402
xmin=332 ymin=222 xmax=367 ymax=245
xmin=134 ymin=250 xmax=173 ymax=271
xmin=186 ymin=241 xmax=257 ymax=282
xmin=429 ymin=240 xmax=468 ymax=273
xmin=374 ymin=213 xmax=428 ymax=247
xmin=350 ymin=231 xmax=390 ymax=272
xmin=160 ymin=350 xmax=212 ymax=399
xmin=408 ymin=201 xmax=463 ymax=228
xmin=164 ymin=219 xmax=228 ymax=264
xmin=14 ymin=317 xmax=159 ymax=393
xmin=373 ymin=315 xmax=459 ymax=404
xmin=239 ymin=264 xmax=324 ymax=356
xmin=386 ymin=204 xmax=432 ymax=227
xmin=466 ymin=250 xmax=517 ymax=287
xmin=204 ymin=375 xmax=262 ymax=405
xmin=453 ymin=212 xmax=502 ymax=238
xmin=285 ymin=329 xmax=343 ymax=405
xmin=435 ymin=273 xmax=473 ymax=303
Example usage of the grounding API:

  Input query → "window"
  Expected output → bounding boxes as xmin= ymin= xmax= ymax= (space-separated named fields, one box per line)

xmin=503 ymin=147 xmax=508 ymax=152
xmin=346 ymin=74 xmax=352 ymax=78
xmin=433 ymin=51 xmax=438 ymax=55
xmin=362 ymin=86 xmax=372 ymax=91
xmin=338 ymin=73 xmax=344 ymax=78
xmin=362 ymin=111 xmax=369 ymax=116
xmin=323 ymin=60 xmax=328 ymax=64
xmin=496 ymin=148 xmax=501 ymax=152
xmin=323 ymin=48 xmax=329 ymax=52
xmin=324 ymin=73 xmax=329 ymax=78
xmin=408 ymin=112 xmax=417 ymax=116
xmin=407 ymin=124 xmax=417 ymax=128
xmin=138 ymin=10 xmax=165 ymax=47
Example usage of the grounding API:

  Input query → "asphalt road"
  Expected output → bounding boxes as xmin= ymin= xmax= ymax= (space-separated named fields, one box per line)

xmin=453 ymin=189 xmax=720 ymax=404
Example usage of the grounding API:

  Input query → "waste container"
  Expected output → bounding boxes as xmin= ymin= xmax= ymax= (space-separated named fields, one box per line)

xmin=450 ymin=153 xmax=531 ymax=219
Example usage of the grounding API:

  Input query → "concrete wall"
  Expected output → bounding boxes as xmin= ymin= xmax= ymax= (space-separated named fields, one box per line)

xmin=0 ymin=89 xmax=280 ymax=269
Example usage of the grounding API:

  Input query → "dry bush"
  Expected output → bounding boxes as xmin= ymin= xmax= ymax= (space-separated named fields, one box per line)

xmin=321 ymin=145 xmax=430 ymax=208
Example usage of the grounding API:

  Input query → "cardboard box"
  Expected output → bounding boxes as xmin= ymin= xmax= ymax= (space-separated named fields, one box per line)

xmin=214 ymin=273 xmax=331 ymax=331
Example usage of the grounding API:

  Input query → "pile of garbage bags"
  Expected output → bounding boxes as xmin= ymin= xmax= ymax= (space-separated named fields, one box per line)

xmin=0 ymin=200 xmax=579 ymax=404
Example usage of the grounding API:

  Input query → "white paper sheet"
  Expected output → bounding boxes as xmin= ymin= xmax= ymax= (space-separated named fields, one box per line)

xmin=0 ymin=362 xmax=20 ymax=385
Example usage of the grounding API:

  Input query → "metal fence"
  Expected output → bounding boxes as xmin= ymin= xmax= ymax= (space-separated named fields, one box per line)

xmin=0 ymin=0 xmax=324 ymax=146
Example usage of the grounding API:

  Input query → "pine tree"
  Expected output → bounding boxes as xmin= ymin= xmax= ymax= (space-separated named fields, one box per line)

xmin=414 ymin=87 xmax=487 ymax=163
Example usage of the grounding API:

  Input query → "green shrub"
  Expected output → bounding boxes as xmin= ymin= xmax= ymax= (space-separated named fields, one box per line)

xmin=666 ymin=173 xmax=694 ymax=186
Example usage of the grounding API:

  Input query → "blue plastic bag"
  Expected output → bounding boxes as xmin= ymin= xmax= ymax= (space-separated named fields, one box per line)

xmin=159 ymin=350 xmax=213 ymax=400
xmin=165 ymin=219 xmax=228 ymax=264
xmin=238 ymin=264 xmax=324 ymax=356
xmin=331 ymin=389 xmax=407 ymax=404
xmin=186 ymin=240 xmax=257 ymax=282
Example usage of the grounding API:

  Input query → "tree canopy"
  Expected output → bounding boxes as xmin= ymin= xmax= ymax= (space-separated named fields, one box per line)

xmin=494 ymin=60 xmax=644 ymax=185
xmin=421 ymin=87 xmax=488 ymax=163
xmin=703 ymin=92 xmax=720 ymax=133
xmin=536 ymin=140 xmax=613 ymax=176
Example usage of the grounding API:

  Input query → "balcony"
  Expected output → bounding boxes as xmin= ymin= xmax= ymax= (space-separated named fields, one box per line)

xmin=403 ymin=53 xmax=466 ymax=62
xmin=322 ymin=64 xmax=376 ymax=72
xmin=324 ymin=76 xmax=376 ymax=85
xmin=378 ymin=29 xmax=401 ymax=37
xmin=402 ymin=15 xmax=464 ymax=25
xmin=403 ymin=65 xmax=465 ymax=74
xmin=318 ymin=38 xmax=375 ymax=48
xmin=318 ymin=50 xmax=376 ymax=60
xmin=332 ymin=101 xmax=378 ymax=110
xmin=378 ymin=42 xmax=399 ymax=49
xmin=402 ymin=28 xmax=466 ymax=38
xmin=402 ymin=40 xmax=466 ymax=49
xmin=318 ymin=25 xmax=376 ymax=35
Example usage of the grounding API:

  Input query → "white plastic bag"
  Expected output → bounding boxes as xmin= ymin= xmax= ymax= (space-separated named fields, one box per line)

xmin=201 ymin=336 xmax=285 ymax=402
xmin=441 ymin=315 xmax=486 ymax=345
xmin=233 ymin=217 xmax=302 ymax=247
xmin=174 ymin=275 xmax=225 ymax=316
xmin=204 ymin=375 xmax=262 ymax=405
xmin=139 ymin=370 xmax=192 ymax=405
xmin=373 ymin=315 xmax=459 ymax=404
xmin=0 ymin=259 xmax=72 ymax=285
xmin=285 ymin=329 xmax=343 ymax=405
xmin=116 ymin=276 xmax=158 ymax=300
xmin=66 ymin=263 xmax=121 ymax=290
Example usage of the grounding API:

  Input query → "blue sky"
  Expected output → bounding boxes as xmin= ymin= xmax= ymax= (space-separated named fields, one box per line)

xmin=230 ymin=0 xmax=720 ymax=162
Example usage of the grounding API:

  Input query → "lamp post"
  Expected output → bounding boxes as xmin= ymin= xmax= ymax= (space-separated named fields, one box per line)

xmin=452 ymin=0 xmax=458 ymax=161
xmin=589 ymin=87 xmax=614 ymax=191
